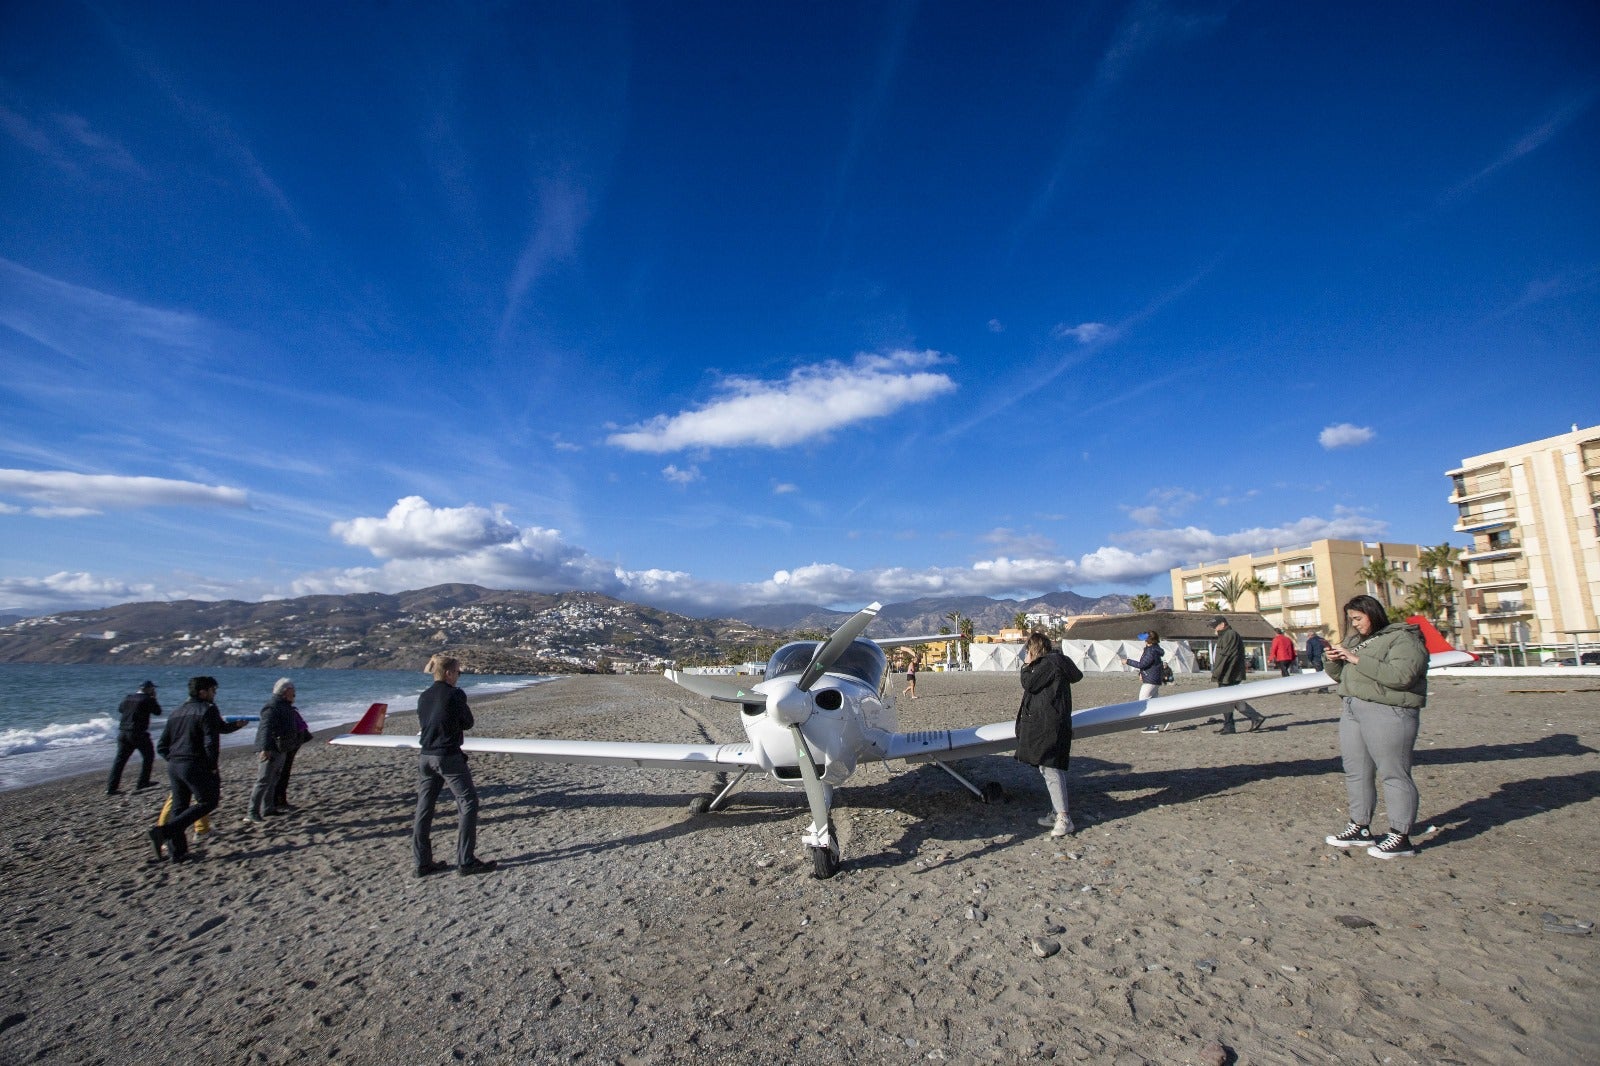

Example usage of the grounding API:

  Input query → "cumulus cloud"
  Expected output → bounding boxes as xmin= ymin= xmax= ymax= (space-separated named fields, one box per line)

xmin=330 ymin=496 xmax=519 ymax=559
xmin=1319 ymin=423 xmax=1376 ymax=450
xmin=662 ymin=464 xmax=702 ymax=485
xmin=771 ymin=482 xmax=799 ymax=495
xmin=987 ymin=319 xmax=1005 ymax=333
xmin=1050 ymin=321 xmax=1112 ymax=344
xmin=0 ymin=469 xmax=248 ymax=515
xmin=606 ymin=349 xmax=956 ymax=453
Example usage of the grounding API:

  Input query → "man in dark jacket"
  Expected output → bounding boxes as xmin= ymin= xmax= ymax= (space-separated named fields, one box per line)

xmin=149 ymin=676 xmax=244 ymax=862
xmin=246 ymin=679 xmax=297 ymax=824
xmin=107 ymin=680 xmax=162 ymax=794
xmin=1209 ymin=617 xmax=1265 ymax=734
xmin=413 ymin=655 xmax=496 ymax=877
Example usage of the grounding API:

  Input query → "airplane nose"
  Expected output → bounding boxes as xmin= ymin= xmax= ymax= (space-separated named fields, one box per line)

xmin=769 ymin=683 xmax=813 ymax=726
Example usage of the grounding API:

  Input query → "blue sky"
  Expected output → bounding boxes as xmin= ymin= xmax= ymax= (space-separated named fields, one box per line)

xmin=1 ymin=2 xmax=1596 ymax=617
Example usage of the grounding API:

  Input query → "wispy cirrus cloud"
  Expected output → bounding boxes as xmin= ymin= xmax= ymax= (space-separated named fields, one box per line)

xmin=0 ymin=257 xmax=211 ymax=367
xmin=606 ymin=349 xmax=956 ymax=453
xmin=1440 ymin=87 xmax=1598 ymax=208
xmin=0 ymin=104 xmax=147 ymax=179
xmin=0 ymin=469 xmax=248 ymax=516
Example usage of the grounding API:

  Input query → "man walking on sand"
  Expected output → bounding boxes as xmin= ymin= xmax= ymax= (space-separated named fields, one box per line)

xmin=1210 ymin=617 xmax=1265 ymax=734
xmin=107 ymin=681 xmax=162 ymax=794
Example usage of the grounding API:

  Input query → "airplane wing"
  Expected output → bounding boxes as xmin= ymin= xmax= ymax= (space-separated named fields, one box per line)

xmin=876 ymin=634 xmax=960 ymax=649
xmin=882 ymin=645 xmax=1476 ymax=763
xmin=330 ymin=732 xmax=762 ymax=771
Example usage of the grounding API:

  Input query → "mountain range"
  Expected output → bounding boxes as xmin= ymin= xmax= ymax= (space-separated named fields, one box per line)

xmin=0 ymin=585 xmax=1167 ymax=673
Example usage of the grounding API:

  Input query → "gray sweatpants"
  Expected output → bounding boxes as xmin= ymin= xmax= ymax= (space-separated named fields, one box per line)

xmin=1338 ymin=696 xmax=1420 ymax=835
xmin=1040 ymin=766 xmax=1069 ymax=816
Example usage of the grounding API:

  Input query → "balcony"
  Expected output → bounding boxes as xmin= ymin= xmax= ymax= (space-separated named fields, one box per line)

xmin=1471 ymin=602 xmax=1531 ymax=620
xmin=1279 ymin=571 xmax=1316 ymax=586
xmin=1447 ymin=480 xmax=1511 ymax=505
xmin=1461 ymin=540 xmax=1521 ymax=562
xmin=1467 ymin=576 xmax=1527 ymax=592
xmin=1454 ymin=511 xmax=1514 ymax=534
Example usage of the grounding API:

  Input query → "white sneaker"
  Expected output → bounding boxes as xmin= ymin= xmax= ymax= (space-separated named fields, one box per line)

xmin=1036 ymin=812 xmax=1056 ymax=827
xmin=1051 ymin=814 xmax=1075 ymax=838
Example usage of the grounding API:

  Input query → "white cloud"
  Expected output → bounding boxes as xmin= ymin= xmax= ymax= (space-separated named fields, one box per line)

xmin=1050 ymin=321 xmax=1112 ymax=344
xmin=1319 ymin=423 xmax=1376 ymax=450
xmin=772 ymin=482 xmax=799 ymax=495
xmin=0 ymin=571 xmax=162 ymax=611
xmin=330 ymin=496 xmax=519 ymax=559
xmin=987 ymin=319 xmax=1005 ymax=333
xmin=0 ymin=469 xmax=248 ymax=515
xmin=606 ymin=349 xmax=956 ymax=453
xmin=662 ymin=464 xmax=702 ymax=485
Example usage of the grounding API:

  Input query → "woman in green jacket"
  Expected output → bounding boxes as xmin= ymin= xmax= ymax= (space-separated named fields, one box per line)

xmin=1322 ymin=594 xmax=1430 ymax=859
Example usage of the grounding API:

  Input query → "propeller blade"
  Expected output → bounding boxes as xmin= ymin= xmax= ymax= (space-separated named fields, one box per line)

xmin=788 ymin=724 xmax=831 ymax=837
xmin=796 ymin=601 xmax=881 ymax=692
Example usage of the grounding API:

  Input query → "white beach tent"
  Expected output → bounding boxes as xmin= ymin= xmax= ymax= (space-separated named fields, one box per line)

xmin=966 ymin=638 xmax=1200 ymax=674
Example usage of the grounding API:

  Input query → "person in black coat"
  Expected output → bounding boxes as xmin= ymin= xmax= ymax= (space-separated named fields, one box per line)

xmin=107 ymin=680 xmax=162 ymax=794
xmin=1015 ymin=632 xmax=1083 ymax=837
xmin=149 ymin=676 xmax=244 ymax=862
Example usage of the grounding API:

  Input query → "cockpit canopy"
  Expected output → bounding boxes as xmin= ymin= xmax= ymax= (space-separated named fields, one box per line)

xmin=764 ymin=639 xmax=887 ymax=688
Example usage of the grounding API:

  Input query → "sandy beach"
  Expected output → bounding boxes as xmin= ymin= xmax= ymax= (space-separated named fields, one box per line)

xmin=2 ymin=671 xmax=1595 ymax=1064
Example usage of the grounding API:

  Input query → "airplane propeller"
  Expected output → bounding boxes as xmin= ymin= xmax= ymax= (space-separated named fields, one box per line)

xmin=784 ymin=600 xmax=881 ymax=878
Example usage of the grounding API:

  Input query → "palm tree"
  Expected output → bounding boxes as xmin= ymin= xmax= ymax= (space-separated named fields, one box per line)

xmin=1417 ymin=543 xmax=1464 ymax=638
xmin=958 ymin=615 xmax=975 ymax=669
xmin=1209 ymin=574 xmax=1247 ymax=610
xmin=1011 ymin=610 xmax=1030 ymax=633
xmin=1242 ymin=577 xmax=1270 ymax=610
xmin=1129 ymin=593 xmax=1155 ymax=613
xmin=1354 ymin=558 xmax=1406 ymax=608
xmin=1402 ymin=575 xmax=1453 ymax=624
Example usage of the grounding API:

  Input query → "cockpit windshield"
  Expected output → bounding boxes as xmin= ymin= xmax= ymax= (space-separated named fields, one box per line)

xmin=764 ymin=639 xmax=887 ymax=688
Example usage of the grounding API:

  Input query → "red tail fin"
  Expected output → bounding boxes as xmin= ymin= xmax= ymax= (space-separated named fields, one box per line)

xmin=349 ymin=702 xmax=389 ymax=735
xmin=1406 ymin=615 xmax=1459 ymax=656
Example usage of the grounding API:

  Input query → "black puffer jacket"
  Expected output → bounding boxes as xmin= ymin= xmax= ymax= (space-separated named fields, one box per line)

xmin=1014 ymin=650 xmax=1083 ymax=769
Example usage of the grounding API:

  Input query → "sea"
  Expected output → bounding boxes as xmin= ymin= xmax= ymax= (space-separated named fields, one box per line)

xmin=0 ymin=663 xmax=560 ymax=792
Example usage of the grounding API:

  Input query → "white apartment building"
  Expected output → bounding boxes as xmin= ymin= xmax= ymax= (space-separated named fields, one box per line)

xmin=1449 ymin=423 xmax=1600 ymax=653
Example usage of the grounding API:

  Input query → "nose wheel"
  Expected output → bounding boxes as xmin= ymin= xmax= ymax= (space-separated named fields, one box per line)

xmin=809 ymin=818 xmax=841 ymax=879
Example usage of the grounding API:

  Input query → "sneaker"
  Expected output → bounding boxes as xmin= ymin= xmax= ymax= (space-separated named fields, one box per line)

xmin=457 ymin=858 xmax=497 ymax=876
xmin=1366 ymin=832 xmax=1416 ymax=859
xmin=243 ymin=814 xmax=263 ymax=826
xmin=1325 ymin=823 xmax=1373 ymax=848
xmin=1036 ymin=812 xmax=1057 ymax=827
xmin=1050 ymin=814 xmax=1076 ymax=838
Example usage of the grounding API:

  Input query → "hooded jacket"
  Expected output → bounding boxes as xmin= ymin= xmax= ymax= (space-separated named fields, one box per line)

xmin=1325 ymin=622 xmax=1429 ymax=709
xmin=1014 ymin=650 xmax=1083 ymax=769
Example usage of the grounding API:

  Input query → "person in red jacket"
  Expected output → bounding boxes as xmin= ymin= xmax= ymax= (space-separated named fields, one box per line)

xmin=1269 ymin=629 xmax=1298 ymax=678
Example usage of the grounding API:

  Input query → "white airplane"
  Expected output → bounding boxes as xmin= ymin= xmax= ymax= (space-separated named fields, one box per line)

xmin=330 ymin=603 xmax=1474 ymax=879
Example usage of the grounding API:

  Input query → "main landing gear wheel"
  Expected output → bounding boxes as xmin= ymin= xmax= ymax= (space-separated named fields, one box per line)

xmin=688 ymin=793 xmax=712 ymax=815
xmin=980 ymin=782 xmax=1008 ymax=805
xmin=810 ymin=819 xmax=841 ymax=880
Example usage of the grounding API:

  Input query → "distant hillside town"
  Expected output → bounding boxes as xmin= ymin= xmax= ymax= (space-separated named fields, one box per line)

xmin=0 ymin=584 xmax=1168 ymax=675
